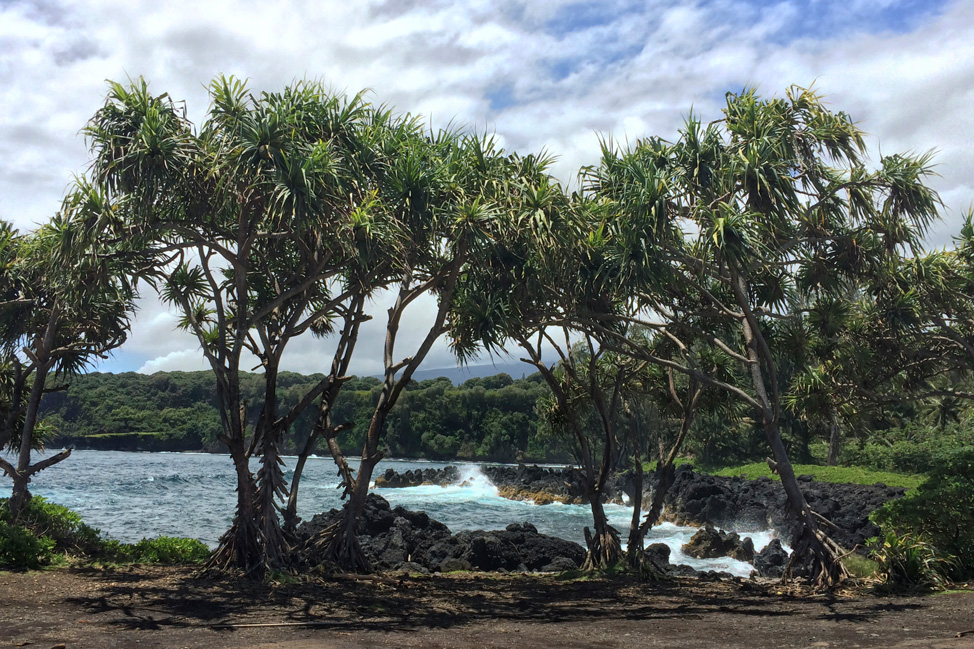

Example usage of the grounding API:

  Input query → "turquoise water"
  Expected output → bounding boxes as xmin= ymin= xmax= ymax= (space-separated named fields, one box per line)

xmin=2 ymin=450 xmax=781 ymax=576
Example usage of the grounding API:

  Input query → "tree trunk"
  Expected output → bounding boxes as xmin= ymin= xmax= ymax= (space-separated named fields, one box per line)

xmin=207 ymin=440 xmax=262 ymax=575
xmin=582 ymin=494 xmax=620 ymax=570
xmin=9 ymin=347 xmax=52 ymax=521
xmin=827 ymin=408 xmax=841 ymax=466
xmin=727 ymin=269 xmax=847 ymax=587
xmin=635 ymin=382 xmax=698 ymax=552
xmin=254 ymin=358 xmax=289 ymax=571
xmin=643 ymin=461 xmax=675 ymax=534
xmin=283 ymin=442 xmax=313 ymax=533
xmin=325 ymin=454 xmax=377 ymax=573
xmin=626 ymin=444 xmax=645 ymax=567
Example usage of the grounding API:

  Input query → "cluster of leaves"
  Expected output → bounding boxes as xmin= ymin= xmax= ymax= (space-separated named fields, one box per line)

xmin=870 ymin=530 xmax=956 ymax=592
xmin=0 ymin=496 xmax=210 ymax=569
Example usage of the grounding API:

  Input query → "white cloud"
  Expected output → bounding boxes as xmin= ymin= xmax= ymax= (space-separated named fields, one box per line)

xmin=137 ymin=348 xmax=210 ymax=374
xmin=4 ymin=0 xmax=973 ymax=374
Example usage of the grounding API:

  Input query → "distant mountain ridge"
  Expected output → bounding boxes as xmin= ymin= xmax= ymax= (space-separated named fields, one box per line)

xmin=402 ymin=361 xmax=535 ymax=384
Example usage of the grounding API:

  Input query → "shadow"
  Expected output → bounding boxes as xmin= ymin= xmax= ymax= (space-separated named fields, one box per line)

xmin=62 ymin=566 xmax=937 ymax=636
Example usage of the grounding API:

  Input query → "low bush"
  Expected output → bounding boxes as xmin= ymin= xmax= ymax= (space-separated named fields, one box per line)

xmin=0 ymin=519 xmax=57 ymax=569
xmin=870 ymin=529 xmax=955 ymax=592
xmin=0 ymin=496 xmax=210 ymax=569
xmin=127 ymin=536 xmax=210 ymax=564
xmin=871 ymin=448 xmax=974 ymax=579
xmin=843 ymin=423 xmax=974 ymax=475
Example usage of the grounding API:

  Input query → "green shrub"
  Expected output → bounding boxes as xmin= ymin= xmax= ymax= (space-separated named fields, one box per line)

xmin=0 ymin=496 xmax=106 ymax=568
xmin=4 ymin=496 xmax=105 ymax=555
xmin=843 ymin=423 xmax=974 ymax=474
xmin=871 ymin=448 xmax=974 ymax=579
xmin=870 ymin=529 xmax=955 ymax=592
xmin=842 ymin=553 xmax=879 ymax=579
xmin=0 ymin=497 xmax=209 ymax=567
xmin=128 ymin=536 xmax=210 ymax=564
xmin=0 ymin=520 xmax=57 ymax=569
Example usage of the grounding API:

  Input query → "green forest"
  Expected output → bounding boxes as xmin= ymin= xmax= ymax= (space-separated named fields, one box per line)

xmin=38 ymin=370 xmax=561 ymax=462
xmin=2 ymin=78 xmax=972 ymax=588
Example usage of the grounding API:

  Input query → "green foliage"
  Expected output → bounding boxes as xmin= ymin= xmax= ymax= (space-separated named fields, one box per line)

xmin=842 ymin=553 xmax=879 ymax=580
xmin=870 ymin=529 xmax=956 ymax=592
xmin=0 ymin=496 xmax=102 ymax=568
xmin=872 ymin=448 xmax=974 ymax=578
xmin=0 ymin=497 xmax=210 ymax=568
xmin=0 ymin=496 xmax=103 ymax=556
xmin=842 ymin=422 xmax=974 ymax=475
xmin=706 ymin=462 xmax=922 ymax=489
xmin=0 ymin=520 xmax=57 ymax=569
xmin=126 ymin=536 xmax=210 ymax=565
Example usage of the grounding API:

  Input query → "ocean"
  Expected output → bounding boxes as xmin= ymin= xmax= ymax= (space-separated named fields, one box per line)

xmin=2 ymin=449 xmax=781 ymax=577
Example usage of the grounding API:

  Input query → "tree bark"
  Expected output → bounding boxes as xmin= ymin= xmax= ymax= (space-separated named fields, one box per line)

xmin=827 ymin=408 xmax=841 ymax=466
xmin=582 ymin=493 xmax=621 ymax=570
xmin=626 ymin=438 xmax=645 ymax=567
xmin=255 ymin=355 xmax=289 ymax=571
xmin=206 ymin=435 xmax=262 ymax=576
xmin=9 ymin=310 xmax=57 ymax=521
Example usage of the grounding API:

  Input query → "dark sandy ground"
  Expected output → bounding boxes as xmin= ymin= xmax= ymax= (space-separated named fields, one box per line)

xmin=2 ymin=566 xmax=973 ymax=649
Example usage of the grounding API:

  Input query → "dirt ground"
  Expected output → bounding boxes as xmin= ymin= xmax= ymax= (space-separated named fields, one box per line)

xmin=1 ymin=566 xmax=973 ymax=649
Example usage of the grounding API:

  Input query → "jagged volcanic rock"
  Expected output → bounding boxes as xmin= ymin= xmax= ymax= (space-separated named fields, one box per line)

xmin=297 ymin=494 xmax=585 ymax=573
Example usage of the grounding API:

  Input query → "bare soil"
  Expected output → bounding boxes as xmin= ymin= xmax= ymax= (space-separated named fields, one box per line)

xmin=2 ymin=566 xmax=973 ymax=649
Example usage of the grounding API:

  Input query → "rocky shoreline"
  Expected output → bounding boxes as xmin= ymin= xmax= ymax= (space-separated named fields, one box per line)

xmin=374 ymin=463 xmax=906 ymax=561
xmin=296 ymin=492 xmax=791 ymax=578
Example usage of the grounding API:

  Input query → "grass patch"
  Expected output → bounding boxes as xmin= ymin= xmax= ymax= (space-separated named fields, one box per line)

xmin=703 ymin=463 xmax=922 ymax=489
xmin=843 ymin=553 xmax=879 ymax=579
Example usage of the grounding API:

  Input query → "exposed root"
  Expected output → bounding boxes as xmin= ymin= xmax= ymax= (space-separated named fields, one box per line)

xmin=582 ymin=524 xmax=622 ymax=571
xmin=785 ymin=510 xmax=850 ymax=589
xmin=299 ymin=519 xmax=371 ymax=574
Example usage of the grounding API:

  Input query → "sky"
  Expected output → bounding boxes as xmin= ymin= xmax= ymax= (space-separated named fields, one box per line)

xmin=1 ymin=0 xmax=972 ymax=377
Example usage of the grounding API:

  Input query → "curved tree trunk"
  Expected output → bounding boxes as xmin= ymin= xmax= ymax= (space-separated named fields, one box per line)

xmin=626 ymin=440 xmax=645 ymax=567
xmin=323 ymin=454 xmax=377 ymax=573
xmin=732 ymin=271 xmax=847 ymax=588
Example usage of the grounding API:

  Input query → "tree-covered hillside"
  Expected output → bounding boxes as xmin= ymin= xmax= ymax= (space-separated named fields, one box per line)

xmin=38 ymin=370 xmax=567 ymax=462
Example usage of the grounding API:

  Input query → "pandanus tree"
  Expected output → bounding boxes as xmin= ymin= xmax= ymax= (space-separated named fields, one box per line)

xmin=0 ymin=187 xmax=135 ymax=520
xmin=865 ymin=219 xmax=974 ymax=405
xmin=529 ymin=336 xmax=644 ymax=569
xmin=315 ymin=138 xmax=565 ymax=572
xmin=447 ymin=161 xmax=635 ymax=570
xmin=84 ymin=77 xmax=411 ymax=575
xmin=577 ymin=86 xmax=939 ymax=587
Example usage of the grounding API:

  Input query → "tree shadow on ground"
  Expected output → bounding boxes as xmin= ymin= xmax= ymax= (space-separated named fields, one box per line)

xmin=62 ymin=565 xmax=931 ymax=636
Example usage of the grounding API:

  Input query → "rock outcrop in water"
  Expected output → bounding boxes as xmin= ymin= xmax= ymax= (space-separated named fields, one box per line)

xmin=681 ymin=525 xmax=755 ymax=562
xmin=297 ymin=494 xmax=586 ymax=573
xmin=296 ymin=493 xmax=776 ymax=578
xmin=374 ymin=466 xmax=460 ymax=488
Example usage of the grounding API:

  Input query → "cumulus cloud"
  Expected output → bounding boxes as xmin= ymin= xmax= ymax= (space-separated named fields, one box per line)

xmin=137 ymin=348 xmax=210 ymax=374
xmin=1 ymin=0 xmax=971 ymax=374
